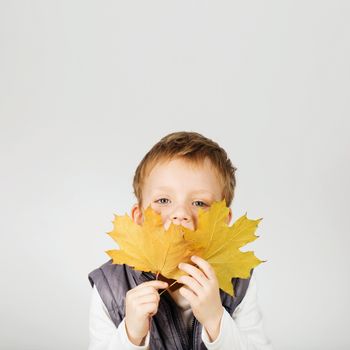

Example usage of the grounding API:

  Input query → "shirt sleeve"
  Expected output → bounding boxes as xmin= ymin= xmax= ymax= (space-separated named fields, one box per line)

xmin=201 ymin=274 xmax=274 ymax=350
xmin=88 ymin=284 xmax=150 ymax=350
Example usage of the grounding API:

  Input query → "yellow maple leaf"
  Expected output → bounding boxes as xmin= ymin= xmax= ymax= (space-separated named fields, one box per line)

xmin=178 ymin=199 xmax=266 ymax=296
xmin=105 ymin=200 xmax=266 ymax=297
xmin=105 ymin=206 xmax=196 ymax=280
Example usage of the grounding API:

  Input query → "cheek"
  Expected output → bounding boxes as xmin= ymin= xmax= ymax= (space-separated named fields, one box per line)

xmin=150 ymin=203 xmax=168 ymax=217
xmin=150 ymin=203 xmax=161 ymax=214
xmin=151 ymin=205 xmax=169 ymax=227
xmin=190 ymin=213 xmax=199 ymax=230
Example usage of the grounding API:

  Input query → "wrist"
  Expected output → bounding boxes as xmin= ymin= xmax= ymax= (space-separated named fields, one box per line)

xmin=203 ymin=308 xmax=224 ymax=342
xmin=127 ymin=333 xmax=147 ymax=346
xmin=125 ymin=324 xmax=147 ymax=346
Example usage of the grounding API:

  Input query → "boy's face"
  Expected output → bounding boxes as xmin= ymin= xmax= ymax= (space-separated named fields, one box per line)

xmin=131 ymin=157 xmax=232 ymax=231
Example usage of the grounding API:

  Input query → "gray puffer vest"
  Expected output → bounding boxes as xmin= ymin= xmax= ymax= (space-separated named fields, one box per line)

xmin=88 ymin=259 xmax=253 ymax=350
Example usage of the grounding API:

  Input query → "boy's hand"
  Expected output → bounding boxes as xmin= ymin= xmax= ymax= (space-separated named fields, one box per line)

xmin=125 ymin=280 xmax=168 ymax=346
xmin=177 ymin=256 xmax=224 ymax=342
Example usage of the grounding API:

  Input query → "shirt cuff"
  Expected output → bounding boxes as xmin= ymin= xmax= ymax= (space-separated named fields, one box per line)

xmin=118 ymin=318 xmax=150 ymax=349
xmin=201 ymin=307 xmax=226 ymax=349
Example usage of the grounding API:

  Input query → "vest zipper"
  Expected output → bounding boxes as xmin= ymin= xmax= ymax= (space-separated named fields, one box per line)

xmin=165 ymin=292 xmax=188 ymax=350
xmin=173 ymin=316 xmax=187 ymax=350
xmin=190 ymin=316 xmax=196 ymax=350
xmin=142 ymin=271 xmax=187 ymax=349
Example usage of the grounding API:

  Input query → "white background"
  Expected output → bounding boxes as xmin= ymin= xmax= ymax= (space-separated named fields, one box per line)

xmin=1 ymin=1 xmax=349 ymax=349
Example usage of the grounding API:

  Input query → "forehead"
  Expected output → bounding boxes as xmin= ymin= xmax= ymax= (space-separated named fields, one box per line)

xmin=143 ymin=157 xmax=223 ymax=197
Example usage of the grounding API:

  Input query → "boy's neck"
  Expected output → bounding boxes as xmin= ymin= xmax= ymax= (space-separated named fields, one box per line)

xmin=167 ymin=287 xmax=191 ymax=310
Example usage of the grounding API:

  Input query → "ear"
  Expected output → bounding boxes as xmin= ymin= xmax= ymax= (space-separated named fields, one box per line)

xmin=226 ymin=207 xmax=232 ymax=225
xmin=131 ymin=203 xmax=143 ymax=225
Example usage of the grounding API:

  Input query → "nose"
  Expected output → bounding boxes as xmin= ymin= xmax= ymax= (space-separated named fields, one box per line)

xmin=171 ymin=214 xmax=189 ymax=225
xmin=167 ymin=204 xmax=194 ymax=230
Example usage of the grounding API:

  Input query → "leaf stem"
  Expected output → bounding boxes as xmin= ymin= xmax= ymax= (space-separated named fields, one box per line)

xmin=159 ymin=280 xmax=178 ymax=296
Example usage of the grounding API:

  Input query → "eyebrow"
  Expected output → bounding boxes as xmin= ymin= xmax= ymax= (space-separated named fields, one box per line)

xmin=154 ymin=186 xmax=214 ymax=196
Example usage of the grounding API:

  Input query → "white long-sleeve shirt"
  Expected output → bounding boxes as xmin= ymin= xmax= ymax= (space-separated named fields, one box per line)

xmin=88 ymin=274 xmax=274 ymax=350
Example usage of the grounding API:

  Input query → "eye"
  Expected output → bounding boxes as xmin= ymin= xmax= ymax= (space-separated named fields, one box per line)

xmin=193 ymin=200 xmax=208 ymax=207
xmin=154 ymin=198 xmax=170 ymax=205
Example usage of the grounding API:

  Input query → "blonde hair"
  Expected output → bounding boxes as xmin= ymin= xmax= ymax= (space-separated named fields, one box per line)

xmin=132 ymin=131 xmax=237 ymax=208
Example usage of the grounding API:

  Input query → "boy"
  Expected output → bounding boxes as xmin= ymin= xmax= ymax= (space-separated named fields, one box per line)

xmin=88 ymin=131 xmax=273 ymax=349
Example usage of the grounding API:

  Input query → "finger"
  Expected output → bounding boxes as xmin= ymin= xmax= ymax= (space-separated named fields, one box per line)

xmin=135 ymin=293 xmax=160 ymax=305
xmin=179 ymin=285 xmax=196 ymax=304
xmin=131 ymin=280 xmax=168 ymax=293
xmin=141 ymin=303 xmax=159 ymax=317
xmin=177 ymin=275 xmax=202 ymax=296
xmin=190 ymin=255 xmax=216 ymax=280
xmin=178 ymin=262 xmax=208 ymax=286
xmin=132 ymin=285 xmax=165 ymax=298
xmin=140 ymin=280 xmax=169 ymax=289
xmin=135 ymin=286 xmax=162 ymax=295
xmin=139 ymin=288 xmax=161 ymax=300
